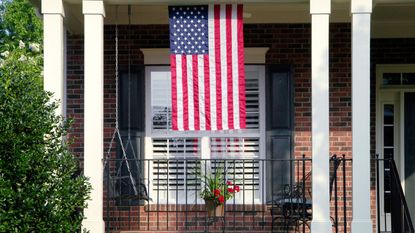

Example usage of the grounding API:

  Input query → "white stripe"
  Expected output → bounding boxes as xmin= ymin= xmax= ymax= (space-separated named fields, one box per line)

xmin=220 ymin=4 xmax=228 ymax=130
xmin=198 ymin=55 xmax=206 ymax=130
xmin=176 ymin=55 xmax=184 ymax=131
xmin=187 ymin=55 xmax=194 ymax=130
xmin=208 ymin=5 xmax=217 ymax=130
xmin=231 ymin=5 xmax=240 ymax=129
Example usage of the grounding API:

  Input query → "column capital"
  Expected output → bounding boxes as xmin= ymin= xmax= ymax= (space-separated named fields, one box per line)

xmin=83 ymin=0 xmax=105 ymax=16
xmin=41 ymin=0 xmax=64 ymax=16
xmin=310 ymin=0 xmax=331 ymax=15
xmin=351 ymin=0 xmax=372 ymax=14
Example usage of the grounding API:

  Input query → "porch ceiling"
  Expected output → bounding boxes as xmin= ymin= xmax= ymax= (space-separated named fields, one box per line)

xmin=33 ymin=0 xmax=415 ymax=38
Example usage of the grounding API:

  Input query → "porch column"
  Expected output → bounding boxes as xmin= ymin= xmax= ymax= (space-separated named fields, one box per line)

xmin=82 ymin=0 xmax=105 ymax=232
xmin=351 ymin=0 xmax=373 ymax=232
xmin=310 ymin=0 xmax=332 ymax=232
xmin=41 ymin=0 xmax=65 ymax=116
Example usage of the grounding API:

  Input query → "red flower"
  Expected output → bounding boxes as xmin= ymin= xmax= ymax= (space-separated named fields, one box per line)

xmin=218 ymin=195 xmax=225 ymax=203
xmin=234 ymin=185 xmax=240 ymax=192
xmin=214 ymin=189 xmax=221 ymax=196
xmin=228 ymin=187 xmax=234 ymax=193
xmin=226 ymin=181 xmax=233 ymax=185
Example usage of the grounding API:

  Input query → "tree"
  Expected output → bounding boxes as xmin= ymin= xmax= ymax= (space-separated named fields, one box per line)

xmin=0 ymin=1 xmax=91 ymax=232
xmin=0 ymin=0 xmax=42 ymax=50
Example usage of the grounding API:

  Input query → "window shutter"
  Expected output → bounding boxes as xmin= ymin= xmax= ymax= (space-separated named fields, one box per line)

xmin=266 ymin=65 xmax=293 ymax=200
xmin=115 ymin=65 xmax=146 ymax=204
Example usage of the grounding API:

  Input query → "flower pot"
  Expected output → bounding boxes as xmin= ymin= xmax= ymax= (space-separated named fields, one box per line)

xmin=205 ymin=200 xmax=225 ymax=217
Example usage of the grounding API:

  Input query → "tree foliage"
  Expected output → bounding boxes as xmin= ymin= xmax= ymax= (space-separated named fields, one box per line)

xmin=0 ymin=1 xmax=91 ymax=232
xmin=0 ymin=0 xmax=42 ymax=49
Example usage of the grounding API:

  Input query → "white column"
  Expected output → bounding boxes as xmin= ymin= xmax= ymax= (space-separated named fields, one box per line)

xmin=351 ymin=0 xmax=373 ymax=232
xmin=42 ymin=0 xmax=65 ymax=116
xmin=310 ymin=0 xmax=332 ymax=232
xmin=82 ymin=1 xmax=105 ymax=233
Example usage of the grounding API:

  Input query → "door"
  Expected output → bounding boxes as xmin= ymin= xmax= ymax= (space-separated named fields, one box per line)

xmin=377 ymin=91 xmax=415 ymax=230
xmin=404 ymin=92 xmax=415 ymax=224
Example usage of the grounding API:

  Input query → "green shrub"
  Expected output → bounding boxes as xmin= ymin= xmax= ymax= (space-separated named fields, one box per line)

xmin=0 ymin=1 xmax=91 ymax=231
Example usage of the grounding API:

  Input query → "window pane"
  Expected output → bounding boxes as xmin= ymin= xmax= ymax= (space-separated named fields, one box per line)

xmin=383 ymin=73 xmax=401 ymax=85
xmin=384 ymin=126 xmax=394 ymax=147
xmin=384 ymin=148 xmax=394 ymax=160
xmin=151 ymin=67 xmax=260 ymax=131
xmin=384 ymin=104 xmax=394 ymax=125
xmin=403 ymin=73 xmax=415 ymax=85
xmin=151 ymin=71 xmax=172 ymax=130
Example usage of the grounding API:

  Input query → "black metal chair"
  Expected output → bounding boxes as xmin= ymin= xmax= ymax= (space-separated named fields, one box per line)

xmin=269 ymin=172 xmax=312 ymax=232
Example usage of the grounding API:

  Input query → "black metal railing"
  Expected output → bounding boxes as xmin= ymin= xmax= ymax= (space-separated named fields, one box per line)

xmin=330 ymin=155 xmax=351 ymax=233
xmin=104 ymin=156 xmax=350 ymax=233
xmin=375 ymin=156 xmax=414 ymax=233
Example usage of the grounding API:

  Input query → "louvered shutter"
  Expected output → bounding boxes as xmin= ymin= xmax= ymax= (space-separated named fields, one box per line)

xmin=210 ymin=137 xmax=261 ymax=204
xmin=151 ymin=138 xmax=200 ymax=203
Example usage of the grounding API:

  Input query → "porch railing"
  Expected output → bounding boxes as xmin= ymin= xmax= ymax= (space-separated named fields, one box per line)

xmin=375 ymin=156 xmax=414 ymax=233
xmin=104 ymin=156 xmax=351 ymax=233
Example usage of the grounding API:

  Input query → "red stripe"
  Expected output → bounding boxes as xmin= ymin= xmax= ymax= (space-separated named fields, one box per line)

xmin=237 ymin=5 xmax=246 ymax=129
xmin=171 ymin=55 xmax=178 ymax=130
xmin=214 ymin=5 xmax=222 ymax=130
xmin=226 ymin=5 xmax=234 ymax=129
xmin=182 ymin=55 xmax=189 ymax=131
xmin=204 ymin=55 xmax=211 ymax=130
xmin=192 ymin=55 xmax=200 ymax=131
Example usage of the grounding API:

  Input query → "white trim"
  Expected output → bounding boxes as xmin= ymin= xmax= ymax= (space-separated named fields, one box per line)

xmin=41 ymin=0 xmax=65 ymax=16
xmin=82 ymin=1 xmax=105 ymax=232
xmin=351 ymin=0 xmax=372 ymax=14
xmin=82 ymin=0 xmax=105 ymax=16
xmin=140 ymin=47 xmax=269 ymax=65
xmin=376 ymin=64 xmax=415 ymax=231
xmin=351 ymin=6 xmax=373 ymax=232
xmin=144 ymin=65 xmax=266 ymax=204
xmin=310 ymin=0 xmax=331 ymax=14
xmin=43 ymin=3 xmax=65 ymax=117
xmin=310 ymin=2 xmax=332 ymax=230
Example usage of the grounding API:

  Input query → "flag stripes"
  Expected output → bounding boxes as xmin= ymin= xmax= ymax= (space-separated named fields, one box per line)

xmin=169 ymin=4 xmax=245 ymax=131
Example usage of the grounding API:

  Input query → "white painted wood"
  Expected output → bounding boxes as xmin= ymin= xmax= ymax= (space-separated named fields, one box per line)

xmin=141 ymin=47 xmax=269 ymax=65
xmin=310 ymin=0 xmax=331 ymax=14
xmin=351 ymin=0 xmax=373 ymax=231
xmin=82 ymin=1 xmax=105 ymax=232
xmin=310 ymin=0 xmax=332 ymax=232
xmin=42 ymin=0 xmax=65 ymax=116
xmin=41 ymin=0 xmax=64 ymax=15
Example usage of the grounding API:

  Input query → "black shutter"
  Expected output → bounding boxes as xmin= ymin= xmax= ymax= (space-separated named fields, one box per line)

xmin=266 ymin=65 xmax=293 ymax=200
xmin=116 ymin=65 xmax=146 ymax=204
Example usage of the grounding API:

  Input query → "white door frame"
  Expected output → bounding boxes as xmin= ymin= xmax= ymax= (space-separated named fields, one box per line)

xmin=375 ymin=64 xmax=415 ymax=231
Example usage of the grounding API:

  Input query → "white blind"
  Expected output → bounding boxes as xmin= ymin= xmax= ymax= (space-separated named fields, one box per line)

xmin=151 ymin=138 xmax=200 ymax=203
xmin=150 ymin=137 xmax=261 ymax=204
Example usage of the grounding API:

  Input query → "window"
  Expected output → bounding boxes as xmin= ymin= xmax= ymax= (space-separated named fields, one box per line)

xmin=383 ymin=104 xmax=394 ymax=213
xmin=377 ymin=65 xmax=415 ymax=88
xmin=145 ymin=66 xmax=265 ymax=204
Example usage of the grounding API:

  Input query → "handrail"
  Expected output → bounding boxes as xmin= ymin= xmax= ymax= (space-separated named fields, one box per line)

xmin=389 ymin=159 xmax=415 ymax=233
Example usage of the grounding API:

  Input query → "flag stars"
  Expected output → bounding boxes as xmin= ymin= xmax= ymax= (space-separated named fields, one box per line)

xmin=169 ymin=5 xmax=208 ymax=54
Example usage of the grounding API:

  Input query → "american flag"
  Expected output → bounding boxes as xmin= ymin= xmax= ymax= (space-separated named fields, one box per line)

xmin=169 ymin=5 xmax=245 ymax=131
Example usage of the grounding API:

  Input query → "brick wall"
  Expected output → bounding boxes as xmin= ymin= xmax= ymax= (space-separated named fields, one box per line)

xmin=65 ymin=23 xmax=415 ymax=233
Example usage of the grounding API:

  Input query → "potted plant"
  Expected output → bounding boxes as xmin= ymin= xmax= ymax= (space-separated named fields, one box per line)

xmin=197 ymin=166 xmax=240 ymax=217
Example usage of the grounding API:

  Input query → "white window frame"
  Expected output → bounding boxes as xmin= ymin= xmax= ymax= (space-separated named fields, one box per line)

xmin=144 ymin=65 xmax=266 ymax=204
